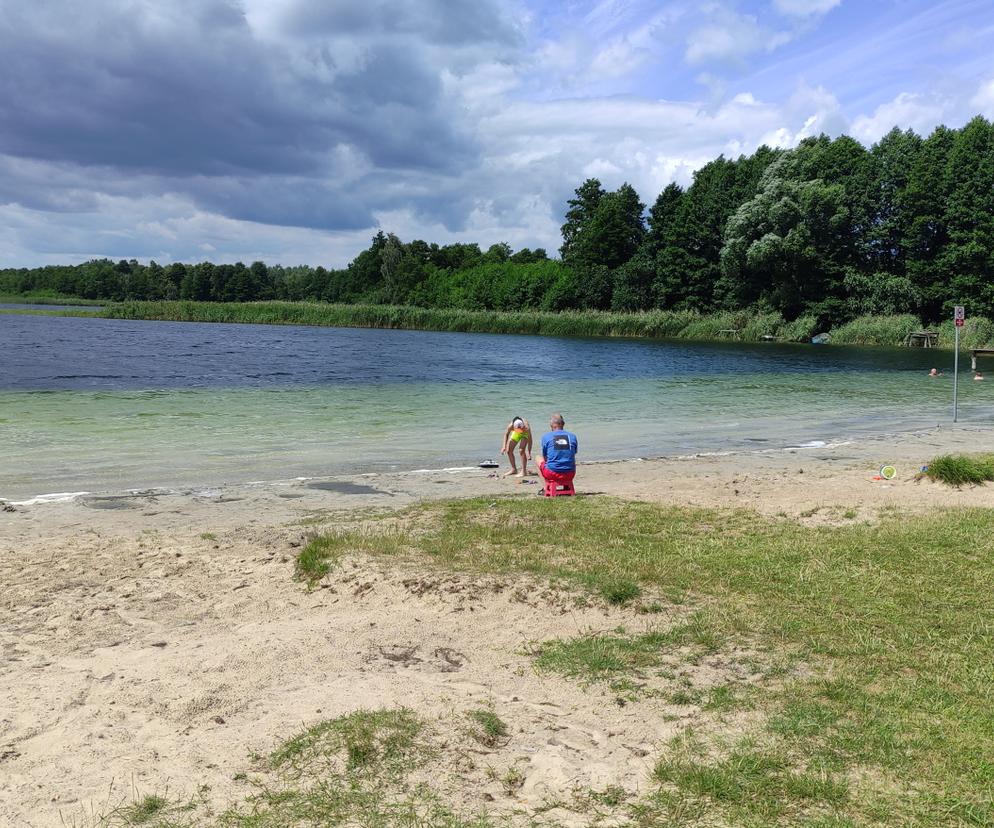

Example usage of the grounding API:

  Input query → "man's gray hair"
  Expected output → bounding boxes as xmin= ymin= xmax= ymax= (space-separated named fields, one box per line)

xmin=550 ymin=413 xmax=565 ymax=426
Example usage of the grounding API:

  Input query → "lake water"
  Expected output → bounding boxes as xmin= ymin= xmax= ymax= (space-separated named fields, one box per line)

xmin=1 ymin=314 xmax=988 ymax=500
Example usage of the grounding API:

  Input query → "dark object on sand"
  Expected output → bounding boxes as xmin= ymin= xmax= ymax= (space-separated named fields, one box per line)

xmin=479 ymin=459 xmax=499 ymax=468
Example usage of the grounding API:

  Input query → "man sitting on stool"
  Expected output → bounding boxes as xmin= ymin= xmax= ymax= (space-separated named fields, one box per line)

xmin=537 ymin=413 xmax=578 ymax=494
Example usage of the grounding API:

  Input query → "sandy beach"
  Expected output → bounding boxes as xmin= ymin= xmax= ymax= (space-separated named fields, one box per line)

xmin=2 ymin=425 xmax=993 ymax=826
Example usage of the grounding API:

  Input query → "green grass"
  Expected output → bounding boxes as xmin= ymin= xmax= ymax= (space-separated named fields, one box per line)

xmin=925 ymin=453 xmax=994 ymax=486
xmin=0 ymin=292 xmax=105 ymax=305
xmin=101 ymin=792 xmax=195 ymax=828
xmin=11 ymin=295 xmax=991 ymax=349
xmin=467 ymin=708 xmax=509 ymax=747
xmin=119 ymin=795 xmax=170 ymax=824
xmin=217 ymin=709 xmax=497 ymax=827
xmin=269 ymin=708 xmax=423 ymax=778
xmin=531 ymin=617 xmax=721 ymax=684
xmin=296 ymin=496 xmax=994 ymax=825
xmin=51 ymin=298 xmax=992 ymax=348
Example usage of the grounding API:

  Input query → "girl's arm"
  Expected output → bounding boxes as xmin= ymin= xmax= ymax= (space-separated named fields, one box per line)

xmin=501 ymin=422 xmax=513 ymax=453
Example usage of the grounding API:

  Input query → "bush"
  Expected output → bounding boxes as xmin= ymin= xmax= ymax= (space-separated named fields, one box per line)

xmin=830 ymin=314 xmax=922 ymax=346
xmin=925 ymin=454 xmax=994 ymax=486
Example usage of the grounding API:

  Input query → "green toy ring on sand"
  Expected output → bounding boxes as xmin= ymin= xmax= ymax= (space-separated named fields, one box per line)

xmin=880 ymin=465 xmax=897 ymax=480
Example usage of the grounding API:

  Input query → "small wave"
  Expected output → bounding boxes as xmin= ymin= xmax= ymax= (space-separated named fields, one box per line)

xmin=7 ymin=491 xmax=90 ymax=506
xmin=784 ymin=440 xmax=828 ymax=449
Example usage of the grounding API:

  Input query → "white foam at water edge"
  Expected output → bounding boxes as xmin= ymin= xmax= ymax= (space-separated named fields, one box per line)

xmin=785 ymin=440 xmax=828 ymax=449
xmin=8 ymin=491 xmax=91 ymax=506
xmin=406 ymin=466 xmax=478 ymax=475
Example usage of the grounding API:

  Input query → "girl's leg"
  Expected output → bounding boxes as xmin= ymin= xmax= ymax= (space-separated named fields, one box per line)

xmin=518 ymin=445 xmax=529 ymax=477
xmin=503 ymin=444 xmax=518 ymax=477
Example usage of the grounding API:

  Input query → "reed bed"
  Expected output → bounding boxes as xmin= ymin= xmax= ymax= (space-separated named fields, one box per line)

xmin=53 ymin=300 xmax=994 ymax=348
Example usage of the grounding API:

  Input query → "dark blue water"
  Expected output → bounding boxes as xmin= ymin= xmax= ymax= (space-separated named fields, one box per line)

xmin=0 ymin=313 xmax=958 ymax=392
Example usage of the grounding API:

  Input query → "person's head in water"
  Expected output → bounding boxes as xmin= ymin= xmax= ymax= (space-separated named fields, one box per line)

xmin=550 ymin=413 xmax=565 ymax=430
xmin=976 ymin=371 xmax=985 ymax=381
xmin=929 ymin=368 xmax=939 ymax=377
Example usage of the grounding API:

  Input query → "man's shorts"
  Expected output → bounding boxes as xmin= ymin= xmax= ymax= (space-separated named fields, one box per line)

xmin=538 ymin=459 xmax=575 ymax=485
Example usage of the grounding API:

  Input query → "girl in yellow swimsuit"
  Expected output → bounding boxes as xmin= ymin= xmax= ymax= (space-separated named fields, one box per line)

xmin=501 ymin=417 xmax=533 ymax=477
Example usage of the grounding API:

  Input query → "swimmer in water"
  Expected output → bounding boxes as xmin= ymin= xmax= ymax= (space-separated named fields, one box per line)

xmin=929 ymin=368 xmax=941 ymax=377
xmin=501 ymin=417 xmax=533 ymax=477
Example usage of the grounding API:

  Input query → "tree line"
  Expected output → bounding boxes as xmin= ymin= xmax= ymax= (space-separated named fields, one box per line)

xmin=3 ymin=116 xmax=992 ymax=327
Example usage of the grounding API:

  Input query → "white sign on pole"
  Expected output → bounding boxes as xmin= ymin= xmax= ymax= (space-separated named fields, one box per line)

xmin=955 ymin=305 xmax=965 ymax=327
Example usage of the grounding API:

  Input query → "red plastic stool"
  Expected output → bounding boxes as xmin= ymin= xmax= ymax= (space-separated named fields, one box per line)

xmin=543 ymin=478 xmax=576 ymax=497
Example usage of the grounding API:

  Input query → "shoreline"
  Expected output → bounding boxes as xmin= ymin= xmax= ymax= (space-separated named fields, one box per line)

xmin=4 ymin=424 xmax=993 ymax=536
xmin=0 ymin=423 xmax=964 ymax=508
xmin=2 ymin=297 xmax=987 ymax=349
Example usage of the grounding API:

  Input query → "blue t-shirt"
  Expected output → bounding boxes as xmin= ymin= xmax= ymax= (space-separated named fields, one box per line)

xmin=542 ymin=430 xmax=578 ymax=472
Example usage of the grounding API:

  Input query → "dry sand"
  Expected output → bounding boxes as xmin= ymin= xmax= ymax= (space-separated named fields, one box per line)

xmin=2 ymin=425 xmax=993 ymax=826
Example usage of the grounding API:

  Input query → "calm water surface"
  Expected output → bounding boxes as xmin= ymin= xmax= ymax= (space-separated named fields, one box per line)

xmin=1 ymin=315 xmax=988 ymax=499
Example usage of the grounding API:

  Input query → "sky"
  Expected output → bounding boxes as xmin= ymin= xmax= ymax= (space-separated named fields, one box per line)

xmin=1 ymin=0 xmax=992 ymax=268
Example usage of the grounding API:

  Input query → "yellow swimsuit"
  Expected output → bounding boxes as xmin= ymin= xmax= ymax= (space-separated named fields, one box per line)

xmin=509 ymin=428 xmax=529 ymax=444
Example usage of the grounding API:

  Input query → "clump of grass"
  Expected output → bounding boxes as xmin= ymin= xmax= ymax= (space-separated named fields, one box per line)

xmin=467 ymin=708 xmax=509 ymax=747
xmin=597 ymin=577 xmax=641 ymax=606
xmin=270 ymin=708 xmax=423 ymax=779
xmin=925 ymin=453 xmax=994 ymax=486
xmin=295 ymin=529 xmax=407 ymax=584
xmin=531 ymin=615 xmax=721 ymax=686
xmin=215 ymin=708 xmax=503 ymax=826
xmin=120 ymin=795 xmax=169 ymax=824
xmin=500 ymin=766 xmax=525 ymax=796
xmin=199 ymin=532 xmax=217 ymax=541
xmin=294 ymin=534 xmax=344 ymax=583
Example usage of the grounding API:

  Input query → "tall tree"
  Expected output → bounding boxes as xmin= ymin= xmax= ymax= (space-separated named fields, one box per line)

xmin=559 ymin=178 xmax=605 ymax=262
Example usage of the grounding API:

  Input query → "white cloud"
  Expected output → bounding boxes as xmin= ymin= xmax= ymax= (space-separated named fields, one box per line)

xmin=970 ymin=78 xmax=994 ymax=118
xmin=850 ymin=92 xmax=949 ymax=144
xmin=773 ymin=0 xmax=842 ymax=17
xmin=685 ymin=8 xmax=791 ymax=65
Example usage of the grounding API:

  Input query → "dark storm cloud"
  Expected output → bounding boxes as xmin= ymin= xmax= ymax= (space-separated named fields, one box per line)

xmin=275 ymin=0 xmax=521 ymax=49
xmin=0 ymin=0 xmax=521 ymax=230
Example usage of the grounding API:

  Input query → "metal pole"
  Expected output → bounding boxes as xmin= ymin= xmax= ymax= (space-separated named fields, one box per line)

xmin=953 ymin=323 xmax=960 ymax=422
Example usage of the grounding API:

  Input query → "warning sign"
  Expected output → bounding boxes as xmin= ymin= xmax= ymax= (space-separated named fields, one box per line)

xmin=955 ymin=306 xmax=965 ymax=327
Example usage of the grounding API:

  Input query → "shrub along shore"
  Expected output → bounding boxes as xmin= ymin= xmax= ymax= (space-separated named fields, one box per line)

xmin=21 ymin=298 xmax=994 ymax=349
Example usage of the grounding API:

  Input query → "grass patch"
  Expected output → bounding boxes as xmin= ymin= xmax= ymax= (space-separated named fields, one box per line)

xmin=294 ymin=529 xmax=407 ymax=584
xmin=298 ymin=496 xmax=994 ymax=824
xmin=269 ymin=708 xmax=423 ymax=779
xmin=216 ymin=708 xmax=496 ymax=827
xmin=293 ymin=535 xmax=345 ymax=583
xmin=99 ymin=792 xmax=196 ymax=828
xmin=653 ymin=744 xmax=850 ymax=823
xmin=118 ymin=795 xmax=170 ymax=824
xmin=532 ymin=616 xmax=721 ymax=685
xmin=467 ymin=708 xmax=509 ymax=748
xmin=925 ymin=453 xmax=994 ymax=486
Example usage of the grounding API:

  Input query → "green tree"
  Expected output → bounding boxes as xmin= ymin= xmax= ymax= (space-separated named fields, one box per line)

xmin=559 ymin=178 xmax=605 ymax=262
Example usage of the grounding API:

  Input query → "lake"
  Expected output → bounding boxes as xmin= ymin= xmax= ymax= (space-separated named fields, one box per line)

xmin=1 ymin=314 xmax=987 ymax=500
